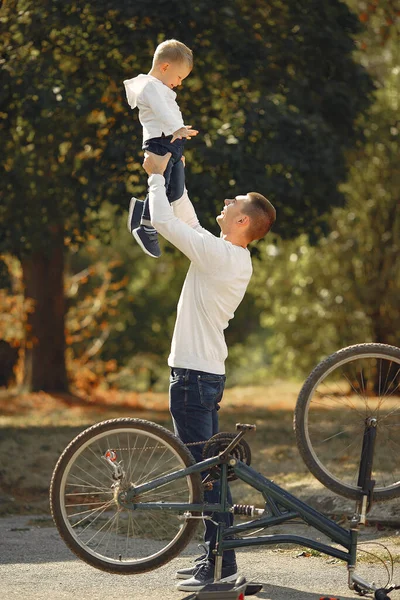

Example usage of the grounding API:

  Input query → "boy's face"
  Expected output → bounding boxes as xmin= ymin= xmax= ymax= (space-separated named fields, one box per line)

xmin=159 ymin=61 xmax=191 ymax=90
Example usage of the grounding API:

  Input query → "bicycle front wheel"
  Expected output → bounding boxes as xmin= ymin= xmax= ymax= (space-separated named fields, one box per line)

xmin=294 ymin=343 xmax=400 ymax=500
xmin=50 ymin=418 xmax=203 ymax=574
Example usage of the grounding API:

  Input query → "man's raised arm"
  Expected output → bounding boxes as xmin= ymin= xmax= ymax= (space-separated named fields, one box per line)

xmin=143 ymin=152 xmax=221 ymax=269
xmin=143 ymin=152 xmax=201 ymax=230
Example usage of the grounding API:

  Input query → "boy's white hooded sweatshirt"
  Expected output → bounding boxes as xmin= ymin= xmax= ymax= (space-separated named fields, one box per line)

xmin=123 ymin=74 xmax=185 ymax=142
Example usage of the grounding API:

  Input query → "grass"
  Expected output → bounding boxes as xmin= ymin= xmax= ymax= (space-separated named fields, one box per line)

xmin=0 ymin=381 xmax=399 ymax=530
xmin=1 ymin=382 xmax=400 ymax=572
xmin=0 ymin=381 xmax=314 ymax=515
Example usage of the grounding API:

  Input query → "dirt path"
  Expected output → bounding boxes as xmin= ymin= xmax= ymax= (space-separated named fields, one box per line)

xmin=1 ymin=390 xmax=400 ymax=598
xmin=2 ymin=514 xmax=400 ymax=600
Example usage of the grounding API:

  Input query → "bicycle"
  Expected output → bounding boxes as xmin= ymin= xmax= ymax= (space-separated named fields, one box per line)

xmin=50 ymin=343 xmax=400 ymax=599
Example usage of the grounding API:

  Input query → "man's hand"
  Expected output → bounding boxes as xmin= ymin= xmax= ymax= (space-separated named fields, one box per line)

xmin=171 ymin=125 xmax=199 ymax=143
xmin=143 ymin=151 xmax=172 ymax=176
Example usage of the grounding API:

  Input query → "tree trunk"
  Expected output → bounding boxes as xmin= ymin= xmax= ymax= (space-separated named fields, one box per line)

xmin=21 ymin=226 xmax=69 ymax=393
xmin=370 ymin=308 xmax=397 ymax=347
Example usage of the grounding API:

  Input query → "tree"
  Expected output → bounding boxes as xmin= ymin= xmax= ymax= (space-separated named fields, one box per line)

xmin=243 ymin=2 xmax=399 ymax=379
xmin=0 ymin=0 xmax=373 ymax=391
xmin=66 ymin=212 xmax=191 ymax=392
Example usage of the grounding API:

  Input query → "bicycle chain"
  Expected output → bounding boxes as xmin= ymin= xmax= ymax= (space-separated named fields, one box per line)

xmin=186 ymin=440 xmax=209 ymax=446
xmin=104 ymin=440 xmax=208 ymax=452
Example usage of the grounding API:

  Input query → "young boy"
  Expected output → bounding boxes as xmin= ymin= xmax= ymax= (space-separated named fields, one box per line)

xmin=124 ymin=39 xmax=198 ymax=258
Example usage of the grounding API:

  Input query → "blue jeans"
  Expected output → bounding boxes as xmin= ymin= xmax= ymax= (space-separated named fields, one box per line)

xmin=169 ymin=367 xmax=236 ymax=569
xmin=142 ymin=135 xmax=185 ymax=223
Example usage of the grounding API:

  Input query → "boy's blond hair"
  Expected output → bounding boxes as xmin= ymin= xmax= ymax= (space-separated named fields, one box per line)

xmin=153 ymin=39 xmax=193 ymax=69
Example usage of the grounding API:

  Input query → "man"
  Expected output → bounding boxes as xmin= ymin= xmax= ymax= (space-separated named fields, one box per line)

xmin=143 ymin=151 xmax=276 ymax=592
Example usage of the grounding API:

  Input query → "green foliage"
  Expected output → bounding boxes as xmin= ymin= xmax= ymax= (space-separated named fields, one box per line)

xmin=0 ymin=0 xmax=374 ymax=259
xmin=0 ymin=221 xmax=181 ymax=392
xmin=0 ymin=254 xmax=33 ymax=349
xmin=0 ymin=1 xmax=132 ymax=255
xmin=66 ymin=208 xmax=190 ymax=391
xmin=242 ymin=3 xmax=400 ymax=378
xmin=0 ymin=0 xmax=380 ymax=392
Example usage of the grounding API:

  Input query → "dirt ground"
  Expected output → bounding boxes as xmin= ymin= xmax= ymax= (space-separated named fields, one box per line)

xmin=1 ymin=384 xmax=400 ymax=599
xmin=0 ymin=383 xmax=399 ymax=529
xmin=0 ymin=383 xmax=298 ymax=512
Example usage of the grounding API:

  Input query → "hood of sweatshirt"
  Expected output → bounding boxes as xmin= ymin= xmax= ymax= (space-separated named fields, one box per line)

xmin=123 ymin=74 xmax=160 ymax=109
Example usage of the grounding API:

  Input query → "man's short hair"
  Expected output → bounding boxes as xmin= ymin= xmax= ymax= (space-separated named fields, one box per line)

xmin=153 ymin=39 xmax=193 ymax=69
xmin=242 ymin=192 xmax=276 ymax=241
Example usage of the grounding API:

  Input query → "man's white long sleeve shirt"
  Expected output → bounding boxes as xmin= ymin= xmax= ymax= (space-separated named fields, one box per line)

xmin=148 ymin=174 xmax=253 ymax=375
xmin=123 ymin=75 xmax=185 ymax=142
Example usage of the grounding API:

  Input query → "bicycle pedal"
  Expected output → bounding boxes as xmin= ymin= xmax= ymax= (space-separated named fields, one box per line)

xmin=235 ymin=423 xmax=256 ymax=432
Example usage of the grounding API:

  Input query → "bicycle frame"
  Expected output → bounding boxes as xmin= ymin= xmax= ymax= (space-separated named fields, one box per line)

xmin=121 ymin=453 xmax=376 ymax=595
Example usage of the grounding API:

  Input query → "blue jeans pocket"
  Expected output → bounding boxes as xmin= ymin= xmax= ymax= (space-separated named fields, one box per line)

xmin=197 ymin=374 xmax=225 ymax=411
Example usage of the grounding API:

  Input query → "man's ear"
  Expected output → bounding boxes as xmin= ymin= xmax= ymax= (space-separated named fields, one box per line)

xmin=237 ymin=214 xmax=250 ymax=227
xmin=160 ymin=62 xmax=170 ymax=73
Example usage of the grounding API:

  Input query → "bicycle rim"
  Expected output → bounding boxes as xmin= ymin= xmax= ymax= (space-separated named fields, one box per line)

xmin=51 ymin=421 xmax=201 ymax=572
xmin=296 ymin=344 xmax=400 ymax=500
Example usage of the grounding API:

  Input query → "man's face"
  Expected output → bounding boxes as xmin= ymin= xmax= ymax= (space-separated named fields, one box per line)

xmin=216 ymin=195 xmax=249 ymax=233
xmin=159 ymin=61 xmax=191 ymax=90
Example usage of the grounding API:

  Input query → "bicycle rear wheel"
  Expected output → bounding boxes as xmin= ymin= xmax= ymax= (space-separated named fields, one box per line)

xmin=50 ymin=418 xmax=203 ymax=574
xmin=294 ymin=343 xmax=400 ymax=500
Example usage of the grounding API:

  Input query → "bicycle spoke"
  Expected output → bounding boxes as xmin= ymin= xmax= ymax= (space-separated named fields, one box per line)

xmin=52 ymin=421 xmax=201 ymax=571
xmin=70 ymin=498 xmax=116 ymax=527
xmin=68 ymin=460 xmax=112 ymax=490
xmin=299 ymin=347 xmax=400 ymax=497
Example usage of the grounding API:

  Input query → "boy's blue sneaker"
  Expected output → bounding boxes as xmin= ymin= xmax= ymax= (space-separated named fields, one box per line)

xmin=127 ymin=197 xmax=144 ymax=233
xmin=176 ymin=561 xmax=238 ymax=592
xmin=132 ymin=225 xmax=161 ymax=258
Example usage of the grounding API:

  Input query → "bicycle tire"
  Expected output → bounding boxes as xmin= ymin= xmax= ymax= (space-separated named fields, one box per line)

xmin=294 ymin=343 xmax=400 ymax=501
xmin=50 ymin=418 xmax=203 ymax=574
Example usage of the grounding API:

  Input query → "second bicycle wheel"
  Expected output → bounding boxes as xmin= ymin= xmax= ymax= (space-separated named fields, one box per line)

xmin=50 ymin=418 xmax=203 ymax=574
xmin=294 ymin=343 xmax=400 ymax=500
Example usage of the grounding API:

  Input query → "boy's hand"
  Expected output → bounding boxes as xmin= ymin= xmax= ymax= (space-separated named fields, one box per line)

xmin=171 ymin=125 xmax=199 ymax=143
xmin=143 ymin=151 xmax=172 ymax=176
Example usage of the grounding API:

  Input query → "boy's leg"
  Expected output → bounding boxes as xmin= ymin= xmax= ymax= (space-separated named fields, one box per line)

xmin=167 ymin=157 xmax=185 ymax=203
xmin=132 ymin=196 xmax=162 ymax=258
xmin=131 ymin=138 xmax=173 ymax=258
xmin=127 ymin=154 xmax=183 ymax=233
xmin=140 ymin=153 xmax=174 ymax=224
xmin=127 ymin=197 xmax=144 ymax=233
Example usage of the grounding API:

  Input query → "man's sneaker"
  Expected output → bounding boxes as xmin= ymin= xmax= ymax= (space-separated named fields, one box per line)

xmin=176 ymin=561 xmax=238 ymax=592
xmin=176 ymin=545 xmax=208 ymax=579
xmin=132 ymin=225 xmax=161 ymax=258
xmin=127 ymin=197 xmax=144 ymax=233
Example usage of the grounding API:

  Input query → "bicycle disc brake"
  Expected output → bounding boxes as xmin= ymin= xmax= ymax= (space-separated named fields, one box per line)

xmin=202 ymin=432 xmax=251 ymax=481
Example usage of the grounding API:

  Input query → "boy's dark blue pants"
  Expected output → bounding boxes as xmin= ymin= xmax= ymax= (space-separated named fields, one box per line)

xmin=141 ymin=135 xmax=185 ymax=224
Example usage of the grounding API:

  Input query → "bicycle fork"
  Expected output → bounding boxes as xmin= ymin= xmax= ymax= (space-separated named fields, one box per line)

xmin=347 ymin=417 xmax=380 ymax=595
